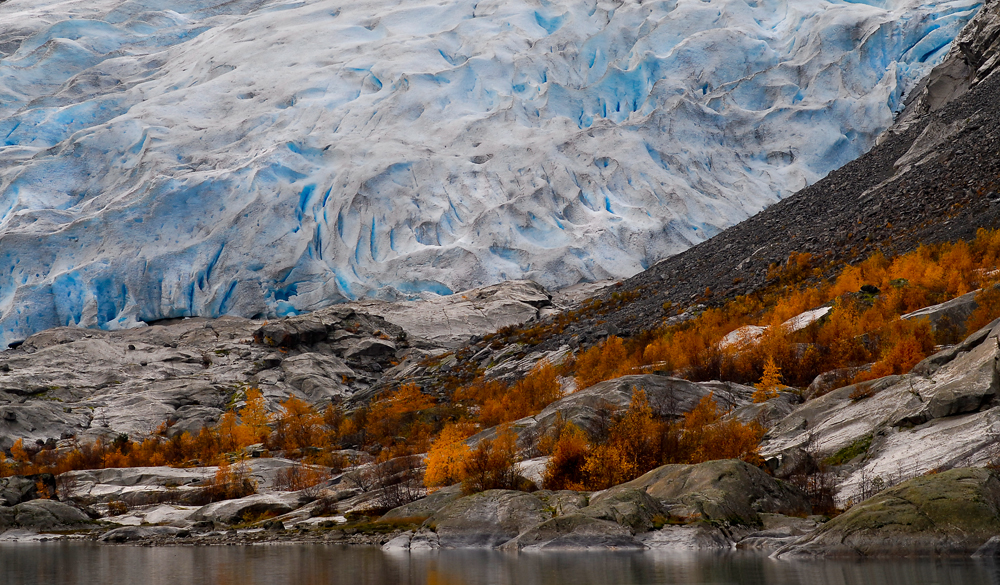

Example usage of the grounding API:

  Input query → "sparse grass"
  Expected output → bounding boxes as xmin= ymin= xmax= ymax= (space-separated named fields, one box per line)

xmin=824 ymin=435 xmax=873 ymax=467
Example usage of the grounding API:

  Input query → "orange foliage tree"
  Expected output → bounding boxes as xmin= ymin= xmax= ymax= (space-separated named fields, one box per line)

xmin=239 ymin=388 xmax=273 ymax=444
xmin=582 ymin=390 xmax=663 ymax=489
xmin=423 ymin=422 xmax=475 ymax=488
xmin=541 ymin=422 xmax=589 ymax=490
xmin=364 ymin=383 xmax=436 ymax=453
xmin=752 ymin=357 xmax=782 ymax=403
xmin=460 ymin=425 xmax=521 ymax=494
xmin=542 ymin=390 xmax=765 ymax=491
xmin=271 ymin=396 xmax=323 ymax=452
xmin=574 ymin=336 xmax=632 ymax=390
xmin=455 ymin=360 xmax=562 ymax=427
xmin=677 ymin=394 xmax=764 ymax=465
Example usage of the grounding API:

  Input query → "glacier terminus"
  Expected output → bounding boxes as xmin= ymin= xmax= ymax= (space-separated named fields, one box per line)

xmin=0 ymin=0 xmax=982 ymax=345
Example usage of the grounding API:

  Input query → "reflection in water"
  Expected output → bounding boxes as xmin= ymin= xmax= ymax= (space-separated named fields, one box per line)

xmin=2 ymin=544 xmax=1000 ymax=585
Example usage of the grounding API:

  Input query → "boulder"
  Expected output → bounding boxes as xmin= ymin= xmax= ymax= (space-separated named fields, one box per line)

xmin=343 ymin=339 xmax=397 ymax=358
xmin=500 ymin=514 xmax=642 ymax=551
xmin=99 ymin=525 xmax=190 ymax=543
xmin=380 ymin=484 xmax=464 ymax=521
xmin=727 ymin=392 xmax=801 ymax=428
xmin=542 ymin=490 xmax=589 ymax=516
xmin=776 ymin=468 xmax=1000 ymax=558
xmin=425 ymin=489 xmax=551 ymax=548
xmin=253 ymin=319 xmax=328 ymax=349
xmin=0 ymin=475 xmax=50 ymax=506
xmin=901 ymin=289 xmax=981 ymax=334
xmin=973 ymin=535 xmax=1000 ymax=557
xmin=405 ymin=464 xmax=811 ymax=551
xmin=581 ymin=487 xmax=668 ymax=533
xmin=639 ymin=524 xmax=733 ymax=549
xmin=346 ymin=280 xmax=551 ymax=349
xmin=382 ymin=528 xmax=446 ymax=551
xmin=190 ymin=492 xmax=311 ymax=525
xmin=619 ymin=459 xmax=810 ymax=527
xmin=3 ymin=499 xmax=91 ymax=530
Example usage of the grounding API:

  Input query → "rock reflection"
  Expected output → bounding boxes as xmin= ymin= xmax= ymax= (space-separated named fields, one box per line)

xmin=1 ymin=544 xmax=998 ymax=585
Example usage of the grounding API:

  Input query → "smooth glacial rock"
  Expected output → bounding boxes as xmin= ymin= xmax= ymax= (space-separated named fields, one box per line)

xmin=619 ymin=459 xmax=811 ymax=527
xmin=99 ymin=525 xmax=190 ymax=543
xmin=0 ymin=300 xmax=421 ymax=449
xmin=500 ymin=514 xmax=642 ymax=551
xmin=60 ymin=459 xmax=324 ymax=505
xmin=0 ymin=499 xmax=90 ymax=530
xmin=762 ymin=319 xmax=1000 ymax=503
xmin=804 ymin=366 xmax=871 ymax=400
xmin=776 ymin=468 xmax=1000 ymax=558
xmin=727 ymin=392 xmax=802 ymax=429
xmin=379 ymin=484 xmax=464 ymax=521
xmin=348 ymin=281 xmax=552 ymax=349
xmin=106 ymin=504 xmax=201 ymax=528
xmin=901 ymin=288 xmax=982 ymax=331
xmin=190 ymin=492 xmax=311 ymax=525
xmin=425 ymin=489 xmax=551 ymax=548
xmin=734 ymin=514 xmax=821 ymax=551
xmin=581 ymin=487 xmax=669 ymax=533
xmin=639 ymin=524 xmax=733 ymax=550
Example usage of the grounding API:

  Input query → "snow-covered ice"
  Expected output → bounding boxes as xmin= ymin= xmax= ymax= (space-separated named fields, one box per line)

xmin=0 ymin=0 xmax=981 ymax=345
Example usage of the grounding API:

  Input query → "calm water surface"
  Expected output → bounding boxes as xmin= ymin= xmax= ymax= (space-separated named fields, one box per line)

xmin=2 ymin=543 xmax=1000 ymax=585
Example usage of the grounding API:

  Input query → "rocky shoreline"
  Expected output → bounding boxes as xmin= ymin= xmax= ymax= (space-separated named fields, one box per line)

xmin=5 ymin=456 xmax=1000 ymax=559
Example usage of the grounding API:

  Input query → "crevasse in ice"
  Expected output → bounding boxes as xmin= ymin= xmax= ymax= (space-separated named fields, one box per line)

xmin=0 ymin=0 xmax=981 ymax=345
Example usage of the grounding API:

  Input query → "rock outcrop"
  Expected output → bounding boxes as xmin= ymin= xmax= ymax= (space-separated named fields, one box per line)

xmin=0 ymin=499 xmax=90 ymax=531
xmin=382 ymin=460 xmax=811 ymax=551
xmin=190 ymin=492 xmax=311 ymax=525
xmin=762 ymin=318 xmax=1000 ymax=503
xmin=60 ymin=458 xmax=327 ymax=506
xmin=776 ymin=468 xmax=1000 ymax=558
xmin=99 ymin=525 xmax=191 ymax=543
xmin=418 ymin=489 xmax=552 ymax=549
xmin=618 ymin=459 xmax=811 ymax=527
xmin=0 ymin=474 xmax=54 ymax=506
xmin=344 ymin=281 xmax=553 ymax=349
xmin=0 ymin=280 xmax=555 ymax=450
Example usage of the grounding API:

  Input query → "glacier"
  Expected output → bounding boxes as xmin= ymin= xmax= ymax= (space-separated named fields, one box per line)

xmin=0 ymin=0 xmax=981 ymax=345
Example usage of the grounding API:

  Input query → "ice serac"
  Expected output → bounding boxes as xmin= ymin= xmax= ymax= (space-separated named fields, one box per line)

xmin=0 ymin=0 xmax=982 ymax=345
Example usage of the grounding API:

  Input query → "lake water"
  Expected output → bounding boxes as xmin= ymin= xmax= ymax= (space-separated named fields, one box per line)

xmin=2 ymin=543 xmax=999 ymax=585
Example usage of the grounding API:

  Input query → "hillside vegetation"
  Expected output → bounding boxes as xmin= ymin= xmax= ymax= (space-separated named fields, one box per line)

xmin=3 ymin=230 xmax=1000 ymax=499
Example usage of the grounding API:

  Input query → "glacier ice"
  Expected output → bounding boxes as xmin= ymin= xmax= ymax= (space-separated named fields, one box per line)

xmin=0 ymin=0 xmax=981 ymax=345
